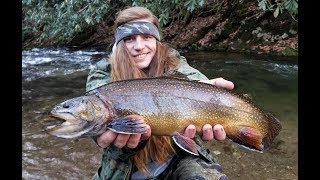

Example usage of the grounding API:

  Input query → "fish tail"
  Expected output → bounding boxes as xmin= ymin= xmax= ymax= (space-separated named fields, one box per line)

xmin=226 ymin=112 xmax=282 ymax=151
xmin=262 ymin=113 xmax=282 ymax=149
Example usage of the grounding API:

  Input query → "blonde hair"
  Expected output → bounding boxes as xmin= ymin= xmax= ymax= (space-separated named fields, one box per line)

xmin=109 ymin=6 xmax=179 ymax=173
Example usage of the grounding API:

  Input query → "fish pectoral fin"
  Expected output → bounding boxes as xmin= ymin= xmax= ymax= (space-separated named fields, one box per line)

xmin=228 ymin=126 xmax=264 ymax=152
xmin=107 ymin=115 xmax=147 ymax=134
xmin=172 ymin=132 xmax=199 ymax=156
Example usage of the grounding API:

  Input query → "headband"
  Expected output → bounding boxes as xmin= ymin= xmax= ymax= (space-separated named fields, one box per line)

xmin=114 ymin=21 xmax=161 ymax=45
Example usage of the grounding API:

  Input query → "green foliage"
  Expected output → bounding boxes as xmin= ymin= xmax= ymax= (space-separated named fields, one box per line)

xmin=257 ymin=0 xmax=298 ymax=19
xmin=131 ymin=0 xmax=207 ymax=27
xmin=22 ymin=0 xmax=110 ymax=45
xmin=22 ymin=0 xmax=298 ymax=47
xmin=22 ymin=0 xmax=209 ymax=46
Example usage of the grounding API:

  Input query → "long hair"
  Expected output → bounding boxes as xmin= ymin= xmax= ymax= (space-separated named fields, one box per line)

xmin=109 ymin=7 xmax=179 ymax=173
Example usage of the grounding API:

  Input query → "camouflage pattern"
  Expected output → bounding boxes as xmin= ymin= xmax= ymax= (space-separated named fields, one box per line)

xmin=166 ymin=155 xmax=227 ymax=180
xmin=92 ymin=137 xmax=227 ymax=180
xmin=92 ymin=145 xmax=134 ymax=180
xmin=86 ymin=59 xmax=110 ymax=92
xmin=115 ymin=21 xmax=161 ymax=45
xmin=87 ymin=49 xmax=227 ymax=179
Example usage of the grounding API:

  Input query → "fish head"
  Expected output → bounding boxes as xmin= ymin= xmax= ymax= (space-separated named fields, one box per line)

xmin=46 ymin=95 xmax=111 ymax=139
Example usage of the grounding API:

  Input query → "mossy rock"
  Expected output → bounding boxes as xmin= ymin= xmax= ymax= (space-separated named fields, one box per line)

xmin=281 ymin=47 xmax=298 ymax=56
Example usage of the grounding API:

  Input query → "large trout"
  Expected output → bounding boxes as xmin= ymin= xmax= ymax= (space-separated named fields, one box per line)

xmin=46 ymin=76 xmax=281 ymax=154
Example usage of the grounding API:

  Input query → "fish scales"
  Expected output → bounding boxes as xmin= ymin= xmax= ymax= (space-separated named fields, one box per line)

xmin=96 ymin=77 xmax=268 ymax=135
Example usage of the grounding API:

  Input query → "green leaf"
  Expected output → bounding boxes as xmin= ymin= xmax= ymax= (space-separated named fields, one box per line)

xmin=198 ymin=0 xmax=205 ymax=6
xmin=293 ymin=0 xmax=298 ymax=8
xmin=273 ymin=6 xmax=279 ymax=18
xmin=85 ymin=17 xmax=93 ymax=25
xmin=75 ymin=24 xmax=81 ymax=32
xmin=258 ymin=1 xmax=266 ymax=10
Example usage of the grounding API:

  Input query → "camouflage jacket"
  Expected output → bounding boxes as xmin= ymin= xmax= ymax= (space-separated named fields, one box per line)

xmin=86 ymin=49 xmax=220 ymax=180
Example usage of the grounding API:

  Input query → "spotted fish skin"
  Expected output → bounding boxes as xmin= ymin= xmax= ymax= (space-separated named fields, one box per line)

xmin=48 ymin=76 xmax=282 ymax=152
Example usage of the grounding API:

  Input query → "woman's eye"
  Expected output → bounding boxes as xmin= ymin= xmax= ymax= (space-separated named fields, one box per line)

xmin=144 ymin=35 xmax=153 ymax=39
xmin=124 ymin=37 xmax=134 ymax=42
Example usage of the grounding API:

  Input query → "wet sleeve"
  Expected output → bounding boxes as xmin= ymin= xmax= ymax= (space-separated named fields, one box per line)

xmin=172 ymin=49 xmax=209 ymax=81
xmin=86 ymin=58 xmax=111 ymax=92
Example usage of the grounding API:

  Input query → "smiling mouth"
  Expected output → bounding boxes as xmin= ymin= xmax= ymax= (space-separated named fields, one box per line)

xmin=134 ymin=53 xmax=149 ymax=58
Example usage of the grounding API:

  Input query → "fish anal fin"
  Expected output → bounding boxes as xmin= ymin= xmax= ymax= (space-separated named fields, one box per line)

xmin=228 ymin=126 xmax=264 ymax=152
xmin=107 ymin=115 xmax=147 ymax=134
xmin=172 ymin=132 xmax=199 ymax=156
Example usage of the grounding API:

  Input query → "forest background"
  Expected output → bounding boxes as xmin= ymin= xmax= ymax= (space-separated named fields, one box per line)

xmin=22 ymin=0 xmax=298 ymax=56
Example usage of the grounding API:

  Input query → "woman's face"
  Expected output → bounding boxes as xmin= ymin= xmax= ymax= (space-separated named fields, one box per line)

xmin=124 ymin=34 xmax=157 ymax=69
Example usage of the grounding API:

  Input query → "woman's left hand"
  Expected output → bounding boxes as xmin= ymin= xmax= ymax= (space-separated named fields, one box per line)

xmin=184 ymin=124 xmax=226 ymax=141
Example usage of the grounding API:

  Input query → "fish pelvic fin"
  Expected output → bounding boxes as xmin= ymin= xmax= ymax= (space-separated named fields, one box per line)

xmin=107 ymin=115 xmax=147 ymax=134
xmin=228 ymin=126 xmax=264 ymax=152
xmin=172 ymin=132 xmax=199 ymax=156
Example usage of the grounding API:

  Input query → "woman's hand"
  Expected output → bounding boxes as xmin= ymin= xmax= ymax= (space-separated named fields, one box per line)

xmin=200 ymin=77 xmax=234 ymax=90
xmin=96 ymin=124 xmax=152 ymax=149
xmin=97 ymin=123 xmax=224 ymax=149
xmin=184 ymin=124 xmax=226 ymax=141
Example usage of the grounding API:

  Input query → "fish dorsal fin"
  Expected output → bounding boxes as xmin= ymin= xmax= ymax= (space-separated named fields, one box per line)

xmin=237 ymin=93 xmax=258 ymax=105
xmin=242 ymin=93 xmax=253 ymax=101
xmin=162 ymin=70 xmax=190 ymax=80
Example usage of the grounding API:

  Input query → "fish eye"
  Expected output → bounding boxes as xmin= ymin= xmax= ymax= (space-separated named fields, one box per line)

xmin=62 ymin=103 xmax=69 ymax=108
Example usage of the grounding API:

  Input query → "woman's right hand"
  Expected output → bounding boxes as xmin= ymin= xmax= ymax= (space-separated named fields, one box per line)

xmin=96 ymin=125 xmax=151 ymax=149
xmin=199 ymin=77 xmax=234 ymax=90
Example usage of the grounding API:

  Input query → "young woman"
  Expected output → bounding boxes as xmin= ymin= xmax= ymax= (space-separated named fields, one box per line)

xmin=86 ymin=6 xmax=234 ymax=180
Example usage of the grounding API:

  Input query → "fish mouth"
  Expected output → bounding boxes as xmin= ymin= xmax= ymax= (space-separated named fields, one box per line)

xmin=46 ymin=111 xmax=107 ymax=139
xmin=45 ymin=112 xmax=84 ymax=138
xmin=46 ymin=117 xmax=77 ymax=129
xmin=50 ymin=111 xmax=81 ymax=124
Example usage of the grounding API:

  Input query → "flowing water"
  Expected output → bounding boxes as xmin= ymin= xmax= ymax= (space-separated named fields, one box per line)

xmin=22 ymin=48 xmax=298 ymax=179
